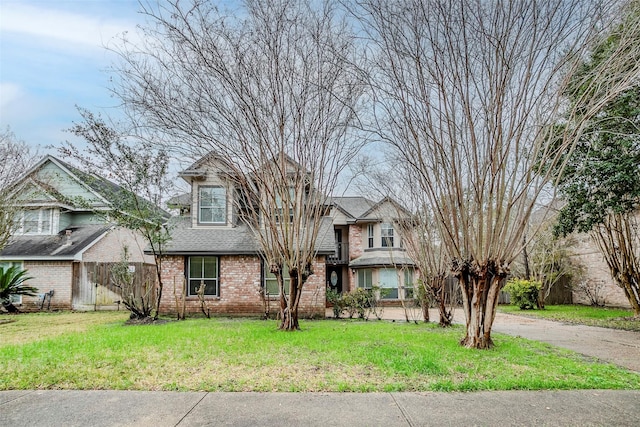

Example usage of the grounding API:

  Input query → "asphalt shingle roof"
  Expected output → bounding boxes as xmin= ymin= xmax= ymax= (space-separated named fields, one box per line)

xmin=162 ymin=216 xmax=335 ymax=256
xmin=349 ymin=249 xmax=416 ymax=268
xmin=0 ymin=225 xmax=112 ymax=259
xmin=331 ymin=197 xmax=376 ymax=220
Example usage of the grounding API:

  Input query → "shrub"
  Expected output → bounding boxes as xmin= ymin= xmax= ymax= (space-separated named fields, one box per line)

xmin=326 ymin=288 xmax=344 ymax=318
xmin=0 ymin=266 xmax=37 ymax=313
xmin=503 ymin=278 xmax=542 ymax=310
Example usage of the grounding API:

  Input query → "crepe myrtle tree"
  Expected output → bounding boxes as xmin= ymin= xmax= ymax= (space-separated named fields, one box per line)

xmin=362 ymin=159 xmax=454 ymax=326
xmin=109 ymin=0 xmax=368 ymax=330
xmin=0 ymin=128 xmax=37 ymax=252
xmin=59 ymin=109 xmax=173 ymax=320
xmin=355 ymin=0 xmax=640 ymax=348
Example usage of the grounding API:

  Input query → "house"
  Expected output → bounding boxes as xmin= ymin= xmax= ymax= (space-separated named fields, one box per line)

xmin=0 ymin=155 xmax=156 ymax=312
xmin=327 ymin=197 xmax=417 ymax=303
xmin=161 ymin=154 xmax=335 ymax=317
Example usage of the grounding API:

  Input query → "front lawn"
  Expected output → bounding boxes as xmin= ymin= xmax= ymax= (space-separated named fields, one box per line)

xmin=1 ymin=311 xmax=639 ymax=392
xmin=499 ymin=304 xmax=640 ymax=332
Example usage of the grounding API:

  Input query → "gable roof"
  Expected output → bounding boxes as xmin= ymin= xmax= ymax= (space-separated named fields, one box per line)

xmin=0 ymin=225 xmax=112 ymax=261
xmin=330 ymin=197 xmax=377 ymax=220
xmin=8 ymin=155 xmax=170 ymax=220
xmin=8 ymin=155 xmax=110 ymax=209
xmin=360 ymin=196 xmax=412 ymax=220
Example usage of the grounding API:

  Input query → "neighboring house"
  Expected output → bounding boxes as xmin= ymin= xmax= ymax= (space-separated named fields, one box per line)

xmin=327 ymin=197 xmax=417 ymax=303
xmin=162 ymin=154 xmax=334 ymax=317
xmin=571 ymin=233 xmax=631 ymax=308
xmin=0 ymin=155 xmax=156 ymax=312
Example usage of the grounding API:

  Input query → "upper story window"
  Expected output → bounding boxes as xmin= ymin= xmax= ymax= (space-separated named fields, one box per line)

xmin=274 ymin=189 xmax=295 ymax=224
xmin=15 ymin=209 xmax=53 ymax=235
xmin=381 ymin=223 xmax=394 ymax=247
xmin=199 ymin=186 xmax=226 ymax=225
xmin=367 ymin=224 xmax=374 ymax=248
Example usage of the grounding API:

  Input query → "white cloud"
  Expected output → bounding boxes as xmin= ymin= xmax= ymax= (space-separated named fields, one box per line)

xmin=0 ymin=3 xmax=137 ymax=51
xmin=0 ymin=83 xmax=23 ymax=110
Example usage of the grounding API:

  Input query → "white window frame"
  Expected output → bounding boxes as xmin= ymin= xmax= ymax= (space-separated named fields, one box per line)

xmin=263 ymin=261 xmax=290 ymax=297
xmin=187 ymin=256 xmax=219 ymax=297
xmin=198 ymin=186 xmax=226 ymax=225
xmin=367 ymin=224 xmax=374 ymax=248
xmin=379 ymin=268 xmax=399 ymax=299
xmin=381 ymin=223 xmax=394 ymax=248
xmin=403 ymin=269 xmax=415 ymax=300
xmin=357 ymin=268 xmax=373 ymax=290
xmin=16 ymin=209 xmax=53 ymax=235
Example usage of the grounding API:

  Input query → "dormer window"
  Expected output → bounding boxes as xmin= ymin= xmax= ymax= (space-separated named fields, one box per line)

xmin=199 ymin=186 xmax=226 ymax=225
xmin=16 ymin=208 xmax=53 ymax=235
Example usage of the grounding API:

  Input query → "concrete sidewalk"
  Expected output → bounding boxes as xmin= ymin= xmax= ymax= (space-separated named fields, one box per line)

xmin=4 ymin=311 xmax=640 ymax=426
xmin=3 ymin=389 xmax=640 ymax=426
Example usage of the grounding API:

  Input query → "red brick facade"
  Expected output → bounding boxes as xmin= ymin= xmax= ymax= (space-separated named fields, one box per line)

xmin=159 ymin=254 xmax=326 ymax=317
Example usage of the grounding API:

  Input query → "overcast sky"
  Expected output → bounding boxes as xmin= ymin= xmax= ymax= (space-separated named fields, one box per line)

xmin=0 ymin=0 xmax=143 ymax=152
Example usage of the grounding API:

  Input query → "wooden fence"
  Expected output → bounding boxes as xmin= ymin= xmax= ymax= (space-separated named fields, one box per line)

xmin=72 ymin=262 xmax=157 ymax=310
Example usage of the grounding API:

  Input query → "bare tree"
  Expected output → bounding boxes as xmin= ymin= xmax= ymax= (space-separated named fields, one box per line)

xmin=0 ymin=128 xmax=37 ymax=251
xmin=592 ymin=214 xmax=640 ymax=316
xmin=355 ymin=0 xmax=640 ymax=348
xmin=514 ymin=216 xmax=584 ymax=309
xmin=60 ymin=109 xmax=172 ymax=320
xmin=363 ymin=160 xmax=454 ymax=326
xmin=110 ymin=0 xmax=367 ymax=330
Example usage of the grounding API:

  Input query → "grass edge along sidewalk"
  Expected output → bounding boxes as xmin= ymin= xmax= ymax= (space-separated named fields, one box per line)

xmin=2 ymin=311 xmax=639 ymax=392
xmin=499 ymin=304 xmax=640 ymax=331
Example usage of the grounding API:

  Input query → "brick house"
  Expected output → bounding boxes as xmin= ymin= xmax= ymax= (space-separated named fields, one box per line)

xmin=326 ymin=197 xmax=417 ymax=303
xmin=161 ymin=154 xmax=334 ymax=317
xmin=0 ymin=155 xmax=156 ymax=311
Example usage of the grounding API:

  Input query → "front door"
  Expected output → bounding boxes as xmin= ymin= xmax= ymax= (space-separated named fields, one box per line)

xmin=326 ymin=265 xmax=343 ymax=294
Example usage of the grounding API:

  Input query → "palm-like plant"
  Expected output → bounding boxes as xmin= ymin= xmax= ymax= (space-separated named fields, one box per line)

xmin=0 ymin=266 xmax=37 ymax=313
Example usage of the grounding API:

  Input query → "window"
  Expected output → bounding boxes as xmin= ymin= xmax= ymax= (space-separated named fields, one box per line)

xmin=275 ymin=189 xmax=295 ymax=224
xmin=199 ymin=186 xmax=226 ymax=224
xmin=187 ymin=256 xmax=219 ymax=297
xmin=16 ymin=209 xmax=52 ymax=235
xmin=0 ymin=261 xmax=24 ymax=304
xmin=357 ymin=269 xmax=373 ymax=290
xmin=381 ymin=223 xmax=394 ymax=247
xmin=264 ymin=262 xmax=290 ymax=297
xmin=367 ymin=224 xmax=374 ymax=248
xmin=403 ymin=269 xmax=415 ymax=299
xmin=379 ymin=268 xmax=399 ymax=299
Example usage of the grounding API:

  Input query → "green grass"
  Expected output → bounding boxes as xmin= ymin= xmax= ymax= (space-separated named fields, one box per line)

xmin=499 ymin=304 xmax=640 ymax=331
xmin=1 ymin=311 xmax=639 ymax=392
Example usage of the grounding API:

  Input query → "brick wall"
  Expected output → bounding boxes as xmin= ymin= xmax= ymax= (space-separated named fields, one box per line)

xmin=83 ymin=227 xmax=155 ymax=264
xmin=571 ymin=234 xmax=630 ymax=308
xmin=159 ymin=254 xmax=326 ymax=317
xmin=347 ymin=224 xmax=363 ymax=292
xmin=19 ymin=261 xmax=73 ymax=311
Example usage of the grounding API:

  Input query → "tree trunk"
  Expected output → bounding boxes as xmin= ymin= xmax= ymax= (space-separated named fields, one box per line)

xmin=435 ymin=278 xmax=452 ymax=327
xmin=455 ymin=260 xmax=507 ymax=349
xmin=279 ymin=269 xmax=301 ymax=331
xmin=153 ymin=255 xmax=163 ymax=320
xmin=618 ymin=274 xmax=640 ymax=318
